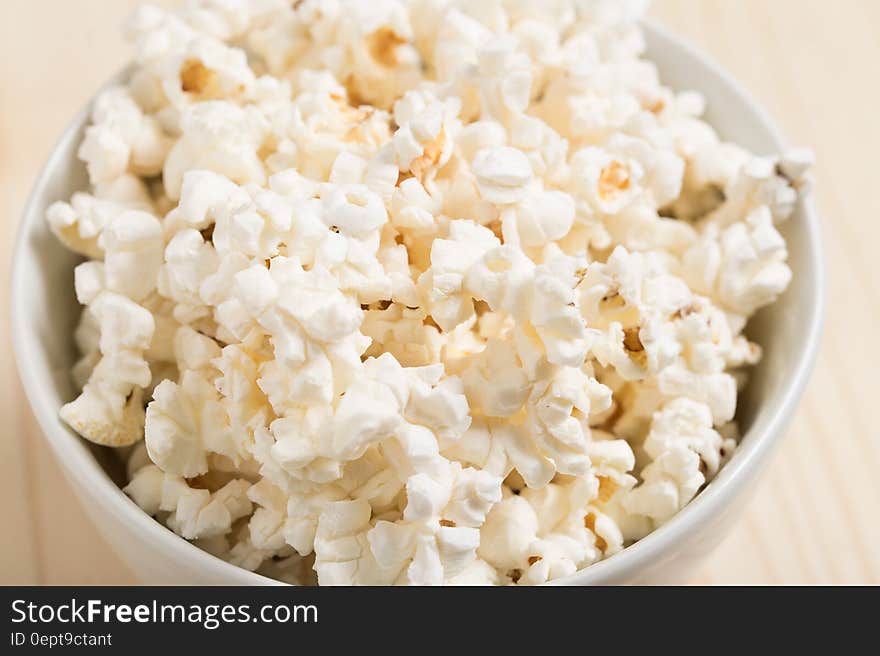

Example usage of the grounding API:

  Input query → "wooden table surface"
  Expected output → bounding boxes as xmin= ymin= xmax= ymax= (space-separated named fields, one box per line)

xmin=1 ymin=0 xmax=878 ymax=585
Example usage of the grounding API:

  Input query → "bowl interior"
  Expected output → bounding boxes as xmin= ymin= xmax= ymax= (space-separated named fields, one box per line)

xmin=11 ymin=21 xmax=823 ymax=584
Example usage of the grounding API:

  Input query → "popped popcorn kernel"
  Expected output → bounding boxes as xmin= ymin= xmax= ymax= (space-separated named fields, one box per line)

xmin=367 ymin=27 xmax=408 ymax=68
xmin=598 ymin=160 xmax=632 ymax=201
xmin=180 ymin=59 xmax=218 ymax=96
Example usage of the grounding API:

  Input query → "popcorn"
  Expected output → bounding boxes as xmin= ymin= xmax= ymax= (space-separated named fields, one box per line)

xmin=501 ymin=189 xmax=575 ymax=249
xmin=102 ymin=210 xmax=164 ymax=302
xmin=177 ymin=0 xmax=261 ymax=42
xmin=470 ymin=36 xmax=533 ymax=127
xmin=234 ymin=256 xmax=368 ymax=403
xmin=478 ymin=494 xmax=539 ymax=572
xmin=79 ymin=87 xmax=172 ymax=185
xmin=704 ymin=152 xmax=813 ymax=227
xmin=579 ymin=246 xmax=691 ymax=379
xmin=60 ymin=292 xmax=155 ymax=447
xmin=322 ymin=183 xmax=388 ymax=239
xmin=124 ymin=464 xmax=252 ymax=539
xmin=623 ymin=446 xmax=704 ymax=525
xmin=392 ymin=91 xmax=461 ymax=179
xmin=642 ymin=397 xmax=734 ymax=479
xmin=313 ymin=462 xmax=501 ymax=585
xmin=165 ymin=36 xmax=256 ymax=108
xmin=682 ymin=206 xmax=792 ymax=319
xmin=569 ymin=146 xmax=643 ymax=216
xmin=312 ymin=499 xmax=376 ymax=585
xmin=157 ymin=228 xmax=220 ymax=323
xmin=163 ymin=102 xmax=268 ymax=199
xmin=418 ymin=220 xmax=500 ymax=331
xmin=620 ymin=398 xmax=733 ymax=526
xmin=460 ymin=340 xmax=530 ymax=418
xmin=47 ymin=191 xmax=152 ymax=259
xmin=524 ymin=365 xmax=609 ymax=478
xmin=54 ymin=0 xmax=812 ymax=585
xmin=481 ymin=469 xmax=635 ymax=585
xmin=145 ymin=371 xmax=231 ymax=478
xmin=472 ymin=146 xmax=534 ymax=205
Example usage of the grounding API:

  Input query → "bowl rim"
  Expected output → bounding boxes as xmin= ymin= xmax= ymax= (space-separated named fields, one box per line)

xmin=10 ymin=18 xmax=825 ymax=586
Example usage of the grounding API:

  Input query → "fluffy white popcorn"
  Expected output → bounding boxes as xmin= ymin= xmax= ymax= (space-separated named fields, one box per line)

xmin=312 ymin=498 xmax=376 ymax=585
xmin=146 ymin=370 xmax=232 ymax=478
xmin=479 ymin=474 xmax=611 ymax=585
xmin=472 ymin=146 xmax=534 ymax=205
xmin=79 ymin=87 xmax=172 ymax=185
xmin=682 ymin=206 xmax=792 ymax=319
xmin=60 ymin=292 xmax=155 ymax=447
xmin=392 ymin=91 xmax=461 ymax=179
xmin=232 ymin=257 xmax=368 ymax=405
xmin=569 ymin=146 xmax=645 ymax=216
xmin=450 ymin=355 xmax=611 ymax=490
xmin=157 ymin=228 xmax=220 ymax=323
xmin=478 ymin=494 xmax=538 ymax=572
xmin=390 ymin=177 xmax=440 ymax=233
xmin=163 ymin=102 xmax=268 ymax=199
xmin=54 ymin=0 xmax=812 ymax=585
xmin=501 ymin=189 xmax=575 ymax=249
xmin=578 ymin=246 xmax=691 ymax=379
xmin=176 ymin=0 xmax=263 ymax=41
xmin=102 ymin=210 xmax=164 ymax=301
xmin=418 ymin=220 xmax=500 ymax=331
xmin=362 ymin=304 xmax=441 ymax=367
xmin=312 ymin=460 xmax=501 ymax=585
xmin=704 ymin=152 xmax=813 ymax=227
xmin=623 ymin=446 xmax=703 ymax=525
xmin=47 ymin=190 xmax=153 ymax=259
xmin=642 ymin=397 xmax=734 ymax=479
xmin=622 ymin=398 xmax=735 ymax=526
xmin=124 ymin=464 xmax=252 ymax=539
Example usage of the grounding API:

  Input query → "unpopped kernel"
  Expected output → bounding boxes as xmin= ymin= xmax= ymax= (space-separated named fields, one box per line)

xmin=51 ymin=0 xmax=813 ymax=585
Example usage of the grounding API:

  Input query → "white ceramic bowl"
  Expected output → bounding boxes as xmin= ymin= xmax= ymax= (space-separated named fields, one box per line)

xmin=11 ymin=20 xmax=824 ymax=585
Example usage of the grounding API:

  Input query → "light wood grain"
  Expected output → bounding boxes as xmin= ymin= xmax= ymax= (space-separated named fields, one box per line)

xmin=1 ymin=0 xmax=877 ymax=585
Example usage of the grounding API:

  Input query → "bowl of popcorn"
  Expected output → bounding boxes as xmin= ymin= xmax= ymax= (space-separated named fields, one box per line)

xmin=11 ymin=0 xmax=823 ymax=585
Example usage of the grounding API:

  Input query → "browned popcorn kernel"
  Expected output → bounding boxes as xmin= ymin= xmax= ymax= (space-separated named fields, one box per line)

xmin=598 ymin=161 xmax=631 ymax=201
xmin=410 ymin=129 xmax=447 ymax=179
xmin=622 ymin=326 xmax=644 ymax=353
xmin=367 ymin=27 xmax=407 ymax=68
xmin=584 ymin=513 xmax=608 ymax=552
xmin=596 ymin=476 xmax=618 ymax=504
xmin=180 ymin=59 xmax=218 ymax=97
